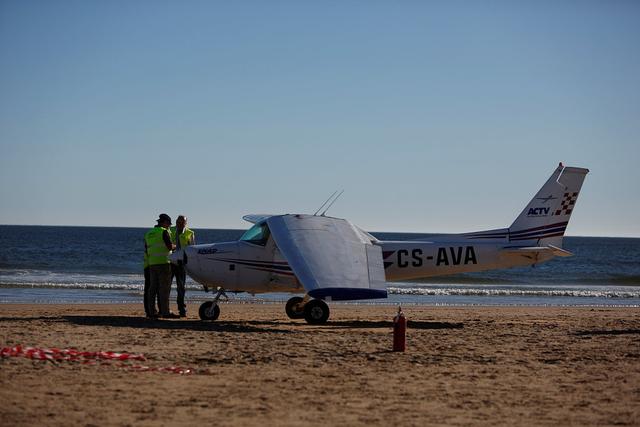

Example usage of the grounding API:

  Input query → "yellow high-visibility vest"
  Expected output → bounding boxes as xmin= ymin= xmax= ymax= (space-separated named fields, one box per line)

xmin=170 ymin=226 xmax=194 ymax=249
xmin=144 ymin=227 xmax=171 ymax=265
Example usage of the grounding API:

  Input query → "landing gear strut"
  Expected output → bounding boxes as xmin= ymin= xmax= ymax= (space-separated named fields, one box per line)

xmin=199 ymin=287 xmax=228 ymax=321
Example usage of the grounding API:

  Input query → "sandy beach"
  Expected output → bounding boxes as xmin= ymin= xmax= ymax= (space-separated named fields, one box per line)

xmin=1 ymin=302 xmax=639 ymax=426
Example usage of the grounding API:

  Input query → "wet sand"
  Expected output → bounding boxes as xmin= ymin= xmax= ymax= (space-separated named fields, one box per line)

xmin=1 ymin=303 xmax=639 ymax=426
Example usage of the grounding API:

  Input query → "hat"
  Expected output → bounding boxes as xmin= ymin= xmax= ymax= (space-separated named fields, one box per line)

xmin=157 ymin=213 xmax=172 ymax=224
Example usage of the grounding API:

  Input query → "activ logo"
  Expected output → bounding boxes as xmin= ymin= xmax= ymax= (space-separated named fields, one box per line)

xmin=527 ymin=207 xmax=550 ymax=216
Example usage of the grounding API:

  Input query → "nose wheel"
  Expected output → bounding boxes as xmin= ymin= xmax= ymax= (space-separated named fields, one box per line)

xmin=199 ymin=287 xmax=228 ymax=321
xmin=198 ymin=301 xmax=220 ymax=321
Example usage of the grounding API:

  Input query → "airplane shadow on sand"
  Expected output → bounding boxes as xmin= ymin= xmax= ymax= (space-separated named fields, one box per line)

xmin=57 ymin=316 xmax=464 ymax=333
xmin=319 ymin=320 xmax=464 ymax=330
xmin=61 ymin=316 xmax=296 ymax=334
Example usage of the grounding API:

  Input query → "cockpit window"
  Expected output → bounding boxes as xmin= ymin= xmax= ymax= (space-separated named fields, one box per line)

xmin=240 ymin=223 xmax=271 ymax=246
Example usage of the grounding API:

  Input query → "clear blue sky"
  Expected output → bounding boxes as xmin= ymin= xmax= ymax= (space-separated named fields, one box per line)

xmin=1 ymin=1 xmax=639 ymax=237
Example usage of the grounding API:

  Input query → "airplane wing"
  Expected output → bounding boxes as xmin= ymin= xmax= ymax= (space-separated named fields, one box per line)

xmin=242 ymin=214 xmax=275 ymax=224
xmin=266 ymin=215 xmax=387 ymax=300
xmin=501 ymin=245 xmax=573 ymax=258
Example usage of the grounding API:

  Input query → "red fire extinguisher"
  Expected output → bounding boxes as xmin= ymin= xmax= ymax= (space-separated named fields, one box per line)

xmin=393 ymin=306 xmax=407 ymax=352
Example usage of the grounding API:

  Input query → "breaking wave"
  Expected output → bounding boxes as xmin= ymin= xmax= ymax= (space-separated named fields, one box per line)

xmin=387 ymin=286 xmax=640 ymax=299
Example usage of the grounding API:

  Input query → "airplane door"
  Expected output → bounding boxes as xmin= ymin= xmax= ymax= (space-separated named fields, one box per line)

xmin=237 ymin=222 xmax=274 ymax=293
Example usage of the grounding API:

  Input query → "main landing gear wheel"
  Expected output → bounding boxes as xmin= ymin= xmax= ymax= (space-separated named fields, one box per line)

xmin=199 ymin=301 xmax=220 ymax=321
xmin=285 ymin=296 xmax=305 ymax=319
xmin=303 ymin=299 xmax=330 ymax=325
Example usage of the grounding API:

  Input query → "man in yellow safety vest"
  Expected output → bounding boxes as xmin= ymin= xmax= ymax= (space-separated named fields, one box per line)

xmin=170 ymin=215 xmax=195 ymax=317
xmin=144 ymin=213 xmax=178 ymax=318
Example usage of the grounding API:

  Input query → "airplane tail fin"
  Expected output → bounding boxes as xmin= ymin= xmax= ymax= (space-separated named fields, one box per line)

xmin=508 ymin=163 xmax=589 ymax=247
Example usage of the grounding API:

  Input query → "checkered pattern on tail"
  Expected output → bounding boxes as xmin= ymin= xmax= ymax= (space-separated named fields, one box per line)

xmin=554 ymin=192 xmax=578 ymax=216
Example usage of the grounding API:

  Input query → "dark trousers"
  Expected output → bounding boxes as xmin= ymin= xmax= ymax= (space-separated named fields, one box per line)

xmin=150 ymin=264 xmax=172 ymax=316
xmin=143 ymin=266 xmax=157 ymax=316
xmin=172 ymin=263 xmax=187 ymax=315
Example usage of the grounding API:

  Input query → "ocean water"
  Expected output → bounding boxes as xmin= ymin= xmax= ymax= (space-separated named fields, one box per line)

xmin=0 ymin=225 xmax=639 ymax=306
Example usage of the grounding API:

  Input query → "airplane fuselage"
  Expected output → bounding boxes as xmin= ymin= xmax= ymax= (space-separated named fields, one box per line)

xmin=378 ymin=239 xmax=551 ymax=281
xmin=181 ymin=240 xmax=302 ymax=295
xmin=179 ymin=235 xmax=552 ymax=295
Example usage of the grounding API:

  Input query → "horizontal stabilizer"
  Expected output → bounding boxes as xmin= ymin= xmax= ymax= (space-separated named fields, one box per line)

xmin=501 ymin=245 xmax=573 ymax=258
xmin=547 ymin=244 xmax=573 ymax=257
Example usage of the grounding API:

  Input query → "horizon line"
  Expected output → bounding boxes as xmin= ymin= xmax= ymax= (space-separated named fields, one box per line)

xmin=1 ymin=223 xmax=638 ymax=239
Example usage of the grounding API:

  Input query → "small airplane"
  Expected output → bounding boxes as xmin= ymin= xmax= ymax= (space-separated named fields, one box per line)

xmin=170 ymin=163 xmax=588 ymax=324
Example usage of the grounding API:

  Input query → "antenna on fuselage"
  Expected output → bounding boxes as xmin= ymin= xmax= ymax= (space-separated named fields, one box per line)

xmin=320 ymin=190 xmax=344 ymax=216
xmin=313 ymin=191 xmax=338 ymax=216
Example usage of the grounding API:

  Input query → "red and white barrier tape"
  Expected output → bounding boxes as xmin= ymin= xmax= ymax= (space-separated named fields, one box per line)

xmin=1 ymin=345 xmax=146 ymax=362
xmin=1 ymin=345 xmax=199 ymax=375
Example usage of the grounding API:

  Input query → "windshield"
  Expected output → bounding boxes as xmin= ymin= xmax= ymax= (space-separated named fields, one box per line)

xmin=240 ymin=223 xmax=271 ymax=246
